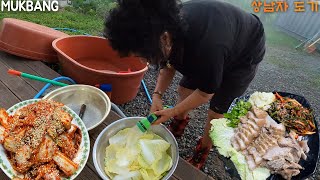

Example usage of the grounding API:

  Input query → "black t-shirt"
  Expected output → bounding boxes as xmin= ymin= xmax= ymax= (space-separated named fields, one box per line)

xmin=169 ymin=0 xmax=265 ymax=94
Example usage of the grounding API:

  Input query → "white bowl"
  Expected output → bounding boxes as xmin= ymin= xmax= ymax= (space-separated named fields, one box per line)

xmin=0 ymin=99 xmax=90 ymax=180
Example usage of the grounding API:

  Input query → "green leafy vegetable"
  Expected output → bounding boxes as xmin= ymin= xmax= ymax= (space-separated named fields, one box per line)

xmin=224 ymin=100 xmax=252 ymax=128
xmin=229 ymin=148 xmax=251 ymax=180
xmin=138 ymin=139 xmax=170 ymax=165
xmin=252 ymin=168 xmax=271 ymax=180
xmin=230 ymin=149 xmax=270 ymax=180
xmin=105 ymin=127 xmax=172 ymax=180
xmin=209 ymin=118 xmax=235 ymax=157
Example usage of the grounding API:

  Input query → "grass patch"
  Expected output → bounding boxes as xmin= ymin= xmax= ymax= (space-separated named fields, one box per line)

xmin=264 ymin=23 xmax=300 ymax=48
xmin=0 ymin=9 xmax=104 ymax=36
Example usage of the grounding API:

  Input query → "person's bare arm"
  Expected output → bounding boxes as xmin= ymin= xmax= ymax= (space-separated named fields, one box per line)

xmin=174 ymin=89 xmax=213 ymax=115
xmin=154 ymin=89 xmax=214 ymax=124
xmin=150 ymin=67 xmax=176 ymax=112
xmin=154 ymin=67 xmax=176 ymax=94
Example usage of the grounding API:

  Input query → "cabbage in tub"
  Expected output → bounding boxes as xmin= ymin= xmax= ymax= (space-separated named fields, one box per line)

xmin=104 ymin=127 xmax=173 ymax=180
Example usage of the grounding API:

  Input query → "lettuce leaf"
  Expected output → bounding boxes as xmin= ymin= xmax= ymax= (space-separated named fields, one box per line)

xmin=113 ymin=170 xmax=141 ymax=180
xmin=229 ymin=148 xmax=252 ymax=180
xmin=139 ymin=139 xmax=170 ymax=165
xmin=140 ymin=169 xmax=161 ymax=180
xmin=209 ymin=118 xmax=235 ymax=157
xmin=152 ymin=152 xmax=173 ymax=176
xmin=230 ymin=149 xmax=270 ymax=180
xmin=252 ymin=167 xmax=271 ymax=180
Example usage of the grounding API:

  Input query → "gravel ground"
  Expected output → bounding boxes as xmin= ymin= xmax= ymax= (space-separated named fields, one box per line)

xmin=118 ymin=45 xmax=320 ymax=180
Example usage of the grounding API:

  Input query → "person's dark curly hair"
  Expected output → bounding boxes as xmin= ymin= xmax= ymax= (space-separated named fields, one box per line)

xmin=104 ymin=0 xmax=187 ymax=65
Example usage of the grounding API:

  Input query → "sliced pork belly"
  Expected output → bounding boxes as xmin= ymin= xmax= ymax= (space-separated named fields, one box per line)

xmin=270 ymin=123 xmax=286 ymax=137
xmin=278 ymin=137 xmax=303 ymax=152
xmin=239 ymin=128 xmax=254 ymax=142
xmin=246 ymin=154 xmax=257 ymax=170
xmin=252 ymin=107 xmax=268 ymax=119
xmin=278 ymin=168 xmax=301 ymax=180
xmin=301 ymin=153 xmax=307 ymax=161
xmin=238 ymin=132 xmax=250 ymax=145
xmin=298 ymin=140 xmax=310 ymax=153
xmin=263 ymin=146 xmax=292 ymax=161
xmin=266 ymin=157 xmax=286 ymax=171
xmin=246 ymin=131 xmax=278 ymax=166
xmin=230 ymin=108 xmax=307 ymax=179
xmin=231 ymin=108 xmax=271 ymax=154
xmin=246 ymin=118 xmax=260 ymax=131
xmin=247 ymin=146 xmax=263 ymax=165
xmin=251 ymin=131 xmax=277 ymax=154
xmin=254 ymin=142 xmax=268 ymax=155
xmin=263 ymin=135 xmax=306 ymax=179
xmin=266 ymin=159 xmax=303 ymax=180
xmin=265 ymin=115 xmax=279 ymax=128
xmin=283 ymin=162 xmax=303 ymax=170
xmin=247 ymin=111 xmax=266 ymax=127
xmin=277 ymin=137 xmax=291 ymax=146
xmin=240 ymin=116 xmax=248 ymax=124
xmin=235 ymin=136 xmax=246 ymax=150
xmin=241 ymin=124 xmax=259 ymax=137
xmin=231 ymin=138 xmax=240 ymax=151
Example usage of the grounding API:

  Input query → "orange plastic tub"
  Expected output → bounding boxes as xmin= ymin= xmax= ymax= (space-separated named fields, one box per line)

xmin=52 ymin=36 xmax=148 ymax=104
xmin=0 ymin=18 xmax=68 ymax=63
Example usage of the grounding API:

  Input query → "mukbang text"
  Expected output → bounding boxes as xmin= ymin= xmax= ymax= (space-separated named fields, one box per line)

xmin=1 ymin=0 xmax=59 ymax=12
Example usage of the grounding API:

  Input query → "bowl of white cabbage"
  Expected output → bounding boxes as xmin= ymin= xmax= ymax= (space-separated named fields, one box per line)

xmin=93 ymin=117 xmax=179 ymax=180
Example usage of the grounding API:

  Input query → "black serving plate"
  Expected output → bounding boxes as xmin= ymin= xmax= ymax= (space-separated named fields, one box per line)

xmin=223 ymin=92 xmax=320 ymax=180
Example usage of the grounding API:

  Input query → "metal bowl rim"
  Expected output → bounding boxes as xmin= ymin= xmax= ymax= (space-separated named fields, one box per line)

xmin=43 ymin=84 xmax=111 ymax=130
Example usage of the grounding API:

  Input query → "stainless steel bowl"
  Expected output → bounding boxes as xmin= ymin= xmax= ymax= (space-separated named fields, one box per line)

xmin=93 ymin=117 xmax=179 ymax=180
xmin=43 ymin=84 xmax=111 ymax=130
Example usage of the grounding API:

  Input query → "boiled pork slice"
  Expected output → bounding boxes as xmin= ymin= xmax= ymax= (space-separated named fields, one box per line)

xmin=266 ymin=159 xmax=303 ymax=180
xmin=298 ymin=140 xmax=310 ymax=153
xmin=246 ymin=154 xmax=258 ymax=170
xmin=229 ymin=107 xmax=309 ymax=180
xmin=263 ymin=135 xmax=308 ymax=180
xmin=266 ymin=157 xmax=286 ymax=171
xmin=252 ymin=107 xmax=268 ymax=119
xmin=278 ymin=169 xmax=301 ymax=180
xmin=231 ymin=108 xmax=268 ymax=151
xmin=247 ymin=111 xmax=266 ymax=127
xmin=278 ymin=137 xmax=307 ymax=161
xmin=263 ymin=146 xmax=292 ymax=161
xmin=270 ymin=123 xmax=286 ymax=137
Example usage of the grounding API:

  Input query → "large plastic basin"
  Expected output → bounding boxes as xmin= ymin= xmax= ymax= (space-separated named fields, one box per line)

xmin=52 ymin=36 xmax=148 ymax=104
xmin=0 ymin=18 xmax=68 ymax=62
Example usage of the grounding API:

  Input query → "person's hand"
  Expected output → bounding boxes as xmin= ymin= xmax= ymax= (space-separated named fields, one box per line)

xmin=153 ymin=108 xmax=176 ymax=125
xmin=150 ymin=94 xmax=163 ymax=113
